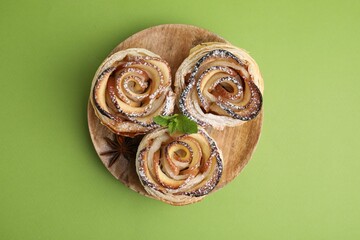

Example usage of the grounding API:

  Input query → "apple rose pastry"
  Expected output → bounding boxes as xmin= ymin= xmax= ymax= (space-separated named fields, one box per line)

xmin=136 ymin=127 xmax=223 ymax=205
xmin=175 ymin=42 xmax=263 ymax=129
xmin=90 ymin=48 xmax=175 ymax=136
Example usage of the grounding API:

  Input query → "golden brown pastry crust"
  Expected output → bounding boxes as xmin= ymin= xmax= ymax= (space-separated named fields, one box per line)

xmin=90 ymin=48 xmax=175 ymax=136
xmin=175 ymin=42 xmax=263 ymax=130
xmin=135 ymin=127 xmax=223 ymax=205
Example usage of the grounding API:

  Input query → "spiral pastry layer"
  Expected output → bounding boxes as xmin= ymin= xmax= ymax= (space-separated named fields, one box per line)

xmin=90 ymin=48 xmax=175 ymax=136
xmin=136 ymin=127 xmax=223 ymax=205
xmin=175 ymin=42 xmax=263 ymax=129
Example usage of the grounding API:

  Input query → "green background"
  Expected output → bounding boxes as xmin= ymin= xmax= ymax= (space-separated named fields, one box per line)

xmin=1 ymin=0 xmax=359 ymax=239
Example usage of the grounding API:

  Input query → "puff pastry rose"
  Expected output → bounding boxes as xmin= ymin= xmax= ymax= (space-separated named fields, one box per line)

xmin=135 ymin=127 xmax=223 ymax=205
xmin=175 ymin=42 xmax=263 ymax=129
xmin=90 ymin=48 xmax=175 ymax=136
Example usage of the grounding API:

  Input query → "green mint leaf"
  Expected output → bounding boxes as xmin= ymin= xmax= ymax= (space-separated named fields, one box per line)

xmin=153 ymin=115 xmax=170 ymax=127
xmin=168 ymin=121 xmax=176 ymax=134
xmin=177 ymin=115 xmax=198 ymax=134
xmin=162 ymin=114 xmax=178 ymax=120
xmin=153 ymin=114 xmax=198 ymax=134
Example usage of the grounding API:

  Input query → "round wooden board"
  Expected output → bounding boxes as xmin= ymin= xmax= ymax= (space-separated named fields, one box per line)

xmin=88 ymin=24 xmax=263 ymax=204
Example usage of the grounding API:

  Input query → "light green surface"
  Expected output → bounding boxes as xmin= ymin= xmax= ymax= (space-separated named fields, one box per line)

xmin=1 ymin=0 xmax=359 ymax=239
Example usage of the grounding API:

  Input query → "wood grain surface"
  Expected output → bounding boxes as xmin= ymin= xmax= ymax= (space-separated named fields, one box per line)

xmin=88 ymin=24 xmax=263 ymax=204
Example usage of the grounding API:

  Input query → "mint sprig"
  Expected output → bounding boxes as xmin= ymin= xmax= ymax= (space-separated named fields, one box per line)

xmin=153 ymin=114 xmax=198 ymax=134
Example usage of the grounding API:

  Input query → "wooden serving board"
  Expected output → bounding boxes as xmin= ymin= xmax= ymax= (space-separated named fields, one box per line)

xmin=88 ymin=24 xmax=263 ymax=203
